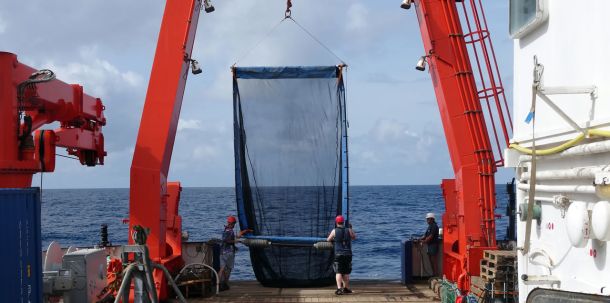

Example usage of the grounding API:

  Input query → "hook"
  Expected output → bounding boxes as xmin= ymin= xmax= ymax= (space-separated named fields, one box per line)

xmin=285 ymin=0 xmax=292 ymax=18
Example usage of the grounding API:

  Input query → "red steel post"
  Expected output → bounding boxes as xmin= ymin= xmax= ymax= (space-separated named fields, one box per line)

xmin=128 ymin=0 xmax=201 ymax=299
xmin=412 ymin=0 xmax=497 ymax=286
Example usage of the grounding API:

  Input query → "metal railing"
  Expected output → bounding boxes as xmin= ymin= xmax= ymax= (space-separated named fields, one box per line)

xmin=457 ymin=0 xmax=513 ymax=167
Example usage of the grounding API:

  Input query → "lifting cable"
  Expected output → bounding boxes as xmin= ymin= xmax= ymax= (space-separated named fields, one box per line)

xmin=57 ymin=154 xmax=80 ymax=160
xmin=232 ymin=0 xmax=346 ymax=67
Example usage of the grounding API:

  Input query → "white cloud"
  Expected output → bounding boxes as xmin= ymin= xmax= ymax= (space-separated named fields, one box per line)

xmin=178 ymin=119 xmax=203 ymax=131
xmin=0 ymin=15 xmax=6 ymax=34
xmin=348 ymin=119 xmax=451 ymax=184
xmin=346 ymin=3 xmax=368 ymax=31
xmin=370 ymin=119 xmax=418 ymax=143
xmin=6 ymin=0 xmax=513 ymax=188
xmin=43 ymin=46 xmax=143 ymax=97
xmin=192 ymin=145 xmax=219 ymax=160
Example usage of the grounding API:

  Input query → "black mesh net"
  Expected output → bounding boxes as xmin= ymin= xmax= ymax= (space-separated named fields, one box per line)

xmin=232 ymin=66 xmax=348 ymax=287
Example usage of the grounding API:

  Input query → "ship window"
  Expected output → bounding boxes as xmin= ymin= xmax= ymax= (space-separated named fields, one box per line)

xmin=509 ymin=0 xmax=548 ymax=39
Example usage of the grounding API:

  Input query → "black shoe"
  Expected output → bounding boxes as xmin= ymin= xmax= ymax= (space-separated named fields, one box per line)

xmin=335 ymin=288 xmax=344 ymax=295
xmin=343 ymin=288 xmax=352 ymax=294
xmin=219 ymin=283 xmax=230 ymax=291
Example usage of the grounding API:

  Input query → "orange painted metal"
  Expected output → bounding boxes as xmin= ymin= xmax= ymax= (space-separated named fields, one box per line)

xmin=128 ymin=0 xmax=201 ymax=299
xmin=0 ymin=52 xmax=106 ymax=188
xmin=412 ymin=0 xmax=508 ymax=290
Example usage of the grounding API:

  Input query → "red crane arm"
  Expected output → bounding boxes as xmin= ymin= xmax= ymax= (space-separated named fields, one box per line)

xmin=128 ymin=0 xmax=201 ymax=299
xmin=0 ymin=52 xmax=106 ymax=188
xmin=412 ymin=0 xmax=498 ymax=287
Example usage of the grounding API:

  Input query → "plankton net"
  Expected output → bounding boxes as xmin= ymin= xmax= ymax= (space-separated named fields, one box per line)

xmin=232 ymin=65 xmax=349 ymax=287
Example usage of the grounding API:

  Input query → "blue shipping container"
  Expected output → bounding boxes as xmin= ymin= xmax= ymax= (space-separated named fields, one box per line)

xmin=401 ymin=239 xmax=413 ymax=284
xmin=0 ymin=188 xmax=42 ymax=303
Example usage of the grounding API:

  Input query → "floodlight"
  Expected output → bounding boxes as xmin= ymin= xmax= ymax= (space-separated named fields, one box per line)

xmin=203 ymin=0 xmax=215 ymax=13
xmin=415 ymin=56 xmax=427 ymax=71
xmin=400 ymin=0 xmax=412 ymax=9
xmin=190 ymin=59 xmax=202 ymax=75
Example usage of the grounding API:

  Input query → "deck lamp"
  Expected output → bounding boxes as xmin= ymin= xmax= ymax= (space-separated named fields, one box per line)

xmin=416 ymin=55 xmax=427 ymax=71
xmin=203 ymin=0 xmax=215 ymax=13
xmin=400 ymin=0 xmax=412 ymax=9
xmin=190 ymin=59 xmax=202 ymax=75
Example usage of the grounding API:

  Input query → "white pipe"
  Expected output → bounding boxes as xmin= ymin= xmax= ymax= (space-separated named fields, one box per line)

xmin=517 ymin=183 xmax=596 ymax=194
xmin=526 ymin=196 xmax=554 ymax=203
xmin=525 ymin=196 xmax=588 ymax=205
xmin=519 ymin=140 xmax=610 ymax=162
xmin=520 ymin=165 xmax=610 ymax=181
xmin=540 ymin=85 xmax=597 ymax=96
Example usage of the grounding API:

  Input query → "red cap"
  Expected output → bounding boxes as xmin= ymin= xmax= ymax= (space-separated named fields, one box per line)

xmin=227 ymin=216 xmax=237 ymax=224
xmin=335 ymin=215 xmax=345 ymax=224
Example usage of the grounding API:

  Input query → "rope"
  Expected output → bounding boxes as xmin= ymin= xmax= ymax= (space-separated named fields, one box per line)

xmin=57 ymin=154 xmax=80 ymax=160
xmin=232 ymin=1 xmax=346 ymax=66
xmin=286 ymin=16 xmax=346 ymax=65
xmin=232 ymin=17 xmax=289 ymax=67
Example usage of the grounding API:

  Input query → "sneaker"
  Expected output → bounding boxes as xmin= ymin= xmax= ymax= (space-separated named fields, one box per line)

xmin=343 ymin=288 xmax=353 ymax=294
xmin=335 ymin=288 xmax=344 ymax=295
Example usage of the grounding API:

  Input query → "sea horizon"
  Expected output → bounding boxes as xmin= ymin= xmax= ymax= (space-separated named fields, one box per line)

xmin=37 ymin=183 xmax=515 ymax=190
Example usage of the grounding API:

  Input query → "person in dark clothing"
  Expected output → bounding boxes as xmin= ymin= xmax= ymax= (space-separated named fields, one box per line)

xmin=327 ymin=215 xmax=356 ymax=295
xmin=218 ymin=215 xmax=250 ymax=291
xmin=419 ymin=212 xmax=440 ymax=276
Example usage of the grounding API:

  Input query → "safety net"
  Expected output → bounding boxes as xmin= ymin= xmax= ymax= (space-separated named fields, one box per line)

xmin=232 ymin=66 xmax=349 ymax=287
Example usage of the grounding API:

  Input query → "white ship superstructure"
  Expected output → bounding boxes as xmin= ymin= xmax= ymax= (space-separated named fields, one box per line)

xmin=506 ymin=0 xmax=610 ymax=301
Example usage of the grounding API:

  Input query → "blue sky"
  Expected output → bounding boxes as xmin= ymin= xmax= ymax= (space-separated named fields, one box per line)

xmin=2 ymin=0 xmax=514 ymax=188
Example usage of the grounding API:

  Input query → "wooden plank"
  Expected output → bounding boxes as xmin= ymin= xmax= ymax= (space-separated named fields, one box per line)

xmin=183 ymin=280 xmax=440 ymax=302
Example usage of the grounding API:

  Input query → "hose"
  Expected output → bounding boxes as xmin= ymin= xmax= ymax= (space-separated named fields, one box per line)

xmin=153 ymin=263 xmax=187 ymax=303
xmin=16 ymin=69 xmax=56 ymax=137
xmin=313 ymin=241 xmax=333 ymax=250
xmin=174 ymin=263 xmax=220 ymax=295
xmin=509 ymin=129 xmax=610 ymax=156
xmin=241 ymin=238 xmax=270 ymax=248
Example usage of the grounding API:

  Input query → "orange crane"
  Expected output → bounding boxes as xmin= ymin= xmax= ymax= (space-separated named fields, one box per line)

xmin=124 ymin=0 xmax=511 ymax=299
xmin=127 ymin=0 xmax=210 ymax=299
xmin=0 ymin=52 xmax=106 ymax=188
xmin=404 ymin=0 xmax=512 ymax=293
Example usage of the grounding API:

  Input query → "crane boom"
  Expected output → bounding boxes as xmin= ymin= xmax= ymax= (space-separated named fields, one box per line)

xmin=409 ymin=0 xmax=512 ymax=290
xmin=0 ymin=52 xmax=106 ymax=188
xmin=128 ymin=0 xmax=202 ymax=299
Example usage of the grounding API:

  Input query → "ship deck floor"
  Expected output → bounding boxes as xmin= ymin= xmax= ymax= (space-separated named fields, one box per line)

xmin=184 ymin=280 xmax=440 ymax=303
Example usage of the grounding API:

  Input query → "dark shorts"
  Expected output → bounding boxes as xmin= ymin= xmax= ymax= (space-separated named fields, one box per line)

xmin=333 ymin=255 xmax=352 ymax=274
xmin=427 ymin=243 xmax=439 ymax=256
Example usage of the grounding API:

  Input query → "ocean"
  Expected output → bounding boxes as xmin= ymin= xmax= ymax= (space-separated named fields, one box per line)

xmin=41 ymin=185 xmax=511 ymax=281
